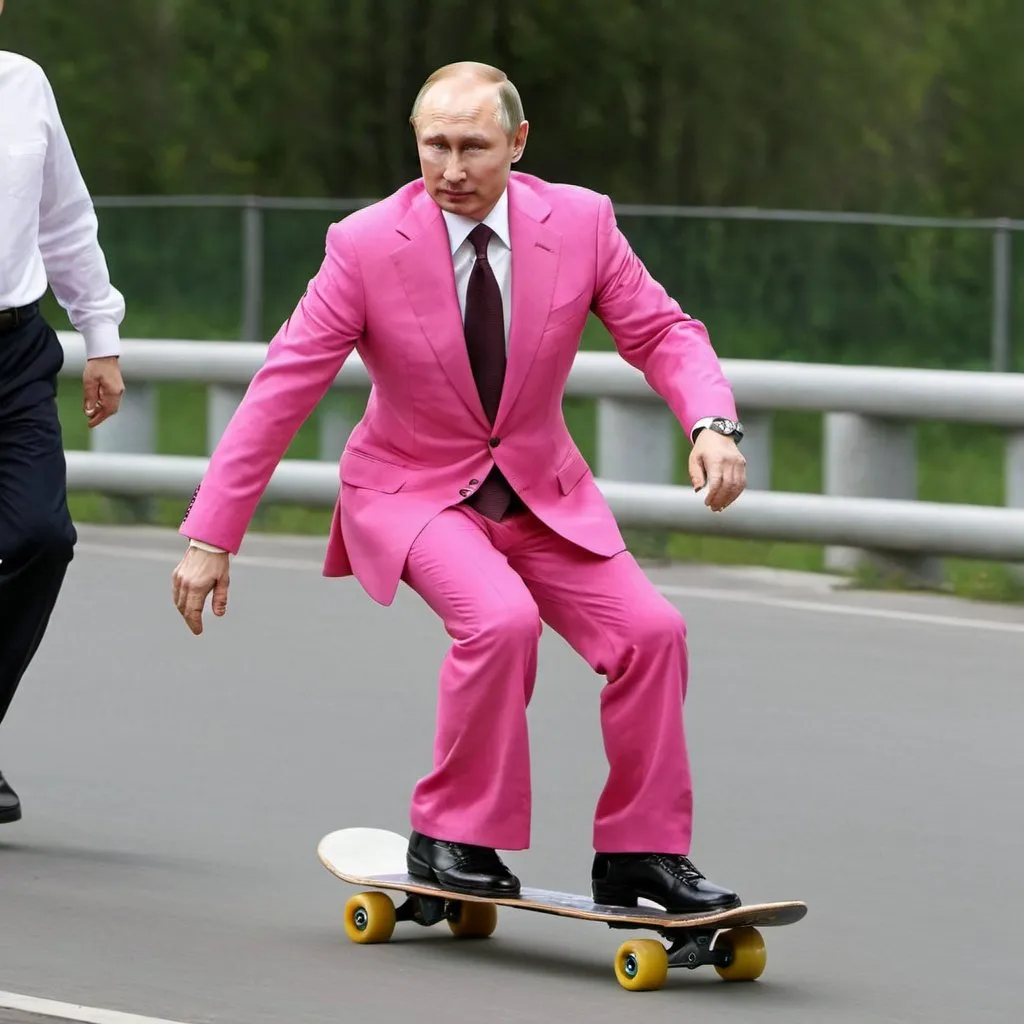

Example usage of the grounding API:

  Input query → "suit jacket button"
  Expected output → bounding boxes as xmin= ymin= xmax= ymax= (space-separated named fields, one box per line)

xmin=460 ymin=489 xmax=470 ymax=496
xmin=469 ymin=479 xmax=479 ymax=485
xmin=489 ymin=437 xmax=500 ymax=448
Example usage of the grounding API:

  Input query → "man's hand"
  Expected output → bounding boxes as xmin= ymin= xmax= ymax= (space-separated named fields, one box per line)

xmin=172 ymin=546 xmax=231 ymax=635
xmin=689 ymin=430 xmax=746 ymax=512
xmin=83 ymin=356 xmax=125 ymax=428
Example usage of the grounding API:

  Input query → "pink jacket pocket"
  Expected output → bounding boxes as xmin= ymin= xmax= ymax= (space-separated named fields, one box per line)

xmin=340 ymin=448 xmax=407 ymax=493
xmin=556 ymin=448 xmax=591 ymax=495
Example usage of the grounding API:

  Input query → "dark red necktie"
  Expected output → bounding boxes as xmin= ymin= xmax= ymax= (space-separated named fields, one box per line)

xmin=462 ymin=223 xmax=517 ymax=520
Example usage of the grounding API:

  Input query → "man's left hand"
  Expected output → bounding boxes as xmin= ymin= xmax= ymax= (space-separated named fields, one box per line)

xmin=83 ymin=356 xmax=125 ymax=428
xmin=689 ymin=430 xmax=746 ymax=512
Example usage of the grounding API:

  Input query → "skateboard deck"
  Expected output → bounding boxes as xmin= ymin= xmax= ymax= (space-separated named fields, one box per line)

xmin=318 ymin=827 xmax=807 ymax=991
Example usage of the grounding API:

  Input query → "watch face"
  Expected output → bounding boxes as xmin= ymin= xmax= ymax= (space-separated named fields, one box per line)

xmin=708 ymin=418 xmax=744 ymax=442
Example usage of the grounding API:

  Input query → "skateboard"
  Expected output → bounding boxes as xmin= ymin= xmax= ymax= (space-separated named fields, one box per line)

xmin=317 ymin=827 xmax=807 ymax=992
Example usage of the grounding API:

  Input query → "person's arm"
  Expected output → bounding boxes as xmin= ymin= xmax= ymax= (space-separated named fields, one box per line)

xmin=172 ymin=221 xmax=365 ymax=634
xmin=590 ymin=194 xmax=746 ymax=510
xmin=34 ymin=67 xmax=126 ymax=427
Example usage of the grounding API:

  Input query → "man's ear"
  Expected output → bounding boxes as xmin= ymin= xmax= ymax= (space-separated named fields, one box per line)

xmin=511 ymin=121 xmax=529 ymax=163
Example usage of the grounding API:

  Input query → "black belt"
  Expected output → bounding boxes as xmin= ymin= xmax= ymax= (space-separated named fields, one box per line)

xmin=0 ymin=302 xmax=40 ymax=334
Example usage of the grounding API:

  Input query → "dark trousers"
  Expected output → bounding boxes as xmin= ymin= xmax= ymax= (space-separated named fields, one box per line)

xmin=0 ymin=311 xmax=77 ymax=729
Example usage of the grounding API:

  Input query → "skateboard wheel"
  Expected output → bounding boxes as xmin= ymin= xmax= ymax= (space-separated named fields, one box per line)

xmin=713 ymin=926 xmax=767 ymax=981
xmin=447 ymin=901 xmax=498 ymax=939
xmin=343 ymin=891 xmax=396 ymax=944
xmin=613 ymin=939 xmax=668 ymax=992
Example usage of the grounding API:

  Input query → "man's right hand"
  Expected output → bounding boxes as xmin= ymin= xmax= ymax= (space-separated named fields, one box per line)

xmin=172 ymin=546 xmax=231 ymax=635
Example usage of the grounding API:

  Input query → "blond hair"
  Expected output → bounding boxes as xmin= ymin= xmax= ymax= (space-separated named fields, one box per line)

xmin=410 ymin=62 xmax=524 ymax=139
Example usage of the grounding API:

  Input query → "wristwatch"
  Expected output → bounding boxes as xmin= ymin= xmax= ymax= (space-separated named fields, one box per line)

xmin=691 ymin=417 xmax=744 ymax=444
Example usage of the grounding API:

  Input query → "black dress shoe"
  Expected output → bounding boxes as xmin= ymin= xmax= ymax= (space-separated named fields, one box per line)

xmin=0 ymin=772 xmax=22 ymax=824
xmin=592 ymin=852 xmax=740 ymax=913
xmin=407 ymin=830 xmax=521 ymax=898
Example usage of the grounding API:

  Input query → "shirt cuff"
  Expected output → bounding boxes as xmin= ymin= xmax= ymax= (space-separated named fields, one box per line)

xmin=80 ymin=322 xmax=121 ymax=360
xmin=690 ymin=417 xmax=716 ymax=442
xmin=188 ymin=539 xmax=228 ymax=554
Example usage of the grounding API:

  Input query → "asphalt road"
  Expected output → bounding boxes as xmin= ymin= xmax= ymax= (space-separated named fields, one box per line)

xmin=1 ymin=524 xmax=1022 ymax=1024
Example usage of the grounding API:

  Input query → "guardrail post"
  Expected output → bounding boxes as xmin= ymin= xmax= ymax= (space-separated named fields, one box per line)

xmin=597 ymin=398 xmax=675 ymax=557
xmin=1007 ymin=431 xmax=1024 ymax=582
xmin=88 ymin=384 xmax=156 ymax=522
xmin=737 ymin=412 xmax=772 ymax=491
xmin=823 ymin=412 xmax=945 ymax=585
xmin=597 ymin=399 xmax=675 ymax=484
xmin=206 ymin=385 xmax=245 ymax=452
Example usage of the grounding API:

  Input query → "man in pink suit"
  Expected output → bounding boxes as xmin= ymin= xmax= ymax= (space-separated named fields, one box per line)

xmin=172 ymin=62 xmax=747 ymax=912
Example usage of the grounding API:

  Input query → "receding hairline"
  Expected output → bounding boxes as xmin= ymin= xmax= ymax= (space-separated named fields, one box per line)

xmin=410 ymin=62 xmax=525 ymax=139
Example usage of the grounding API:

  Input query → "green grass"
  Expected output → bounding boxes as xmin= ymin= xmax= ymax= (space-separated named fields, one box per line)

xmin=53 ymin=308 xmax=1024 ymax=605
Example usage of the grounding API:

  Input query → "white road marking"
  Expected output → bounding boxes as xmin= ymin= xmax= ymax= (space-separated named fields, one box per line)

xmin=76 ymin=541 xmax=1024 ymax=636
xmin=0 ymin=990 xmax=194 ymax=1024
xmin=656 ymin=584 xmax=1024 ymax=635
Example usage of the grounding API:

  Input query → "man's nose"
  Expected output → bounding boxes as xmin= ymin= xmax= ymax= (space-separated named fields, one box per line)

xmin=444 ymin=157 xmax=466 ymax=182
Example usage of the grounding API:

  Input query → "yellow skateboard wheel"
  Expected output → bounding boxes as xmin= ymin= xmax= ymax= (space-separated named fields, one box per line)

xmin=344 ymin=891 xmax=396 ymax=944
xmin=614 ymin=938 xmax=669 ymax=991
xmin=447 ymin=901 xmax=498 ymax=938
xmin=714 ymin=926 xmax=767 ymax=981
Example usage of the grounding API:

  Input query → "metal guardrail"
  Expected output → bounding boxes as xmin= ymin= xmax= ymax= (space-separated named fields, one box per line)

xmin=56 ymin=336 xmax=1024 ymax=422
xmin=57 ymin=334 xmax=1024 ymax=578
xmin=63 ymin=451 xmax=1024 ymax=563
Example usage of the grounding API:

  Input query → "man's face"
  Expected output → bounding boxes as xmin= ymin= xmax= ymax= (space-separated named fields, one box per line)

xmin=413 ymin=78 xmax=528 ymax=221
xmin=0 ymin=2 xmax=6 ymax=18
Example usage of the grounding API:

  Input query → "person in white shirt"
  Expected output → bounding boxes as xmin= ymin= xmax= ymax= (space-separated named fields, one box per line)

xmin=1 ymin=1 xmax=127 ymax=825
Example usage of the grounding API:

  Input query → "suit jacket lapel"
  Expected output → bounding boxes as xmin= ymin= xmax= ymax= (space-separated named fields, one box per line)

xmin=495 ymin=180 xmax=560 ymax=427
xmin=388 ymin=180 xmax=561 ymax=430
xmin=390 ymin=192 xmax=489 ymax=426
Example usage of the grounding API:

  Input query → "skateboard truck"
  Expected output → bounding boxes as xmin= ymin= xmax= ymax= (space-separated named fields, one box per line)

xmin=394 ymin=893 xmax=448 ymax=928
xmin=605 ymin=916 xmax=732 ymax=970
xmin=394 ymin=893 xmax=506 ymax=941
xmin=664 ymin=930 xmax=733 ymax=971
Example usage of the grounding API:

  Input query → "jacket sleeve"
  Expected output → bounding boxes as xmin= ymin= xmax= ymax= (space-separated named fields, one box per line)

xmin=179 ymin=222 xmax=365 ymax=552
xmin=590 ymin=193 xmax=737 ymax=438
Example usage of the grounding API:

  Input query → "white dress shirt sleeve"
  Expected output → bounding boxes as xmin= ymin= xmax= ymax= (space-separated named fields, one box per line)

xmin=690 ymin=416 xmax=715 ymax=442
xmin=35 ymin=70 xmax=125 ymax=359
xmin=188 ymin=539 xmax=228 ymax=555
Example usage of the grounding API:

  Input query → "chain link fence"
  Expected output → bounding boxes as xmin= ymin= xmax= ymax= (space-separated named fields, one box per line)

xmin=80 ymin=195 xmax=1022 ymax=372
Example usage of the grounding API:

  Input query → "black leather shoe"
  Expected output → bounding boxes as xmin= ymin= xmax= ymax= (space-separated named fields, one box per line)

xmin=407 ymin=830 xmax=521 ymax=898
xmin=592 ymin=852 xmax=740 ymax=913
xmin=0 ymin=773 xmax=22 ymax=824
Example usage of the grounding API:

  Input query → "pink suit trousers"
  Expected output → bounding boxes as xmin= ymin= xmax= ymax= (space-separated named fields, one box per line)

xmin=403 ymin=504 xmax=693 ymax=855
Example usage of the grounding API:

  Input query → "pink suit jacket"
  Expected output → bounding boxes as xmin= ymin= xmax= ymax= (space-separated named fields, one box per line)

xmin=180 ymin=172 xmax=738 ymax=606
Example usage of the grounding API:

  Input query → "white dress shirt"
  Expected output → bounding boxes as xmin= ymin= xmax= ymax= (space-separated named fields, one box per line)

xmin=0 ymin=51 xmax=124 ymax=358
xmin=440 ymin=187 xmax=512 ymax=349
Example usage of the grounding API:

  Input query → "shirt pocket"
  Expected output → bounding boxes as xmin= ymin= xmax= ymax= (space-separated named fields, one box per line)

xmin=2 ymin=140 xmax=47 ymax=201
